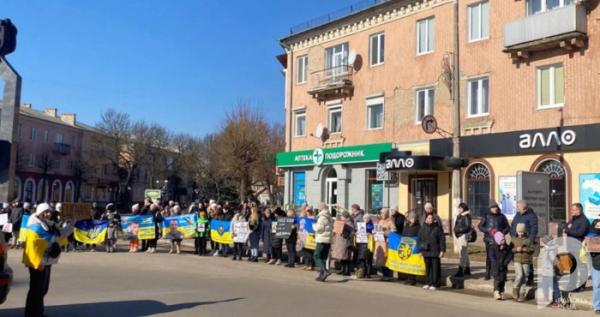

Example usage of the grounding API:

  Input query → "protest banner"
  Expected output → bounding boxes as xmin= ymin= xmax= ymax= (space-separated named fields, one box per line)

xmin=297 ymin=217 xmax=316 ymax=250
xmin=385 ymin=232 xmax=426 ymax=276
xmin=233 ymin=221 xmax=250 ymax=243
xmin=2 ymin=223 xmax=12 ymax=233
xmin=210 ymin=219 xmax=233 ymax=244
xmin=0 ymin=213 xmax=8 ymax=225
xmin=60 ymin=203 xmax=92 ymax=220
xmin=355 ymin=222 xmax=368 ymax=244
xmin=275 ymin=217 xmax=294 ymax=239
xmin=74 ymin=220 xmax=109 ymax=245
xmin=144 ymin=189 xmax=162 ymax=202
xmin=121 ymin=215 xmax=155 ymax=240
xmin=162 ymin=213 xmax=197 ymax=239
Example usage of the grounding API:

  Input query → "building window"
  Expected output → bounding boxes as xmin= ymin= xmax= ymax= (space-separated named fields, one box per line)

xmin=466 ymin=163 xmax=491 ymax=218
xmin=65 ymin=182 xmax=74 ymax=202
xmin=536 ymin=159 xmax=567 ymax=221
xmin=293 ymin=172 xmax=306 ymax=207
xmin=367 ymin=96 xmax=384 ymax=130
xmin=44 ymin=130 xmax=49 ymax=143
xmin=367 ymin=170 xmax=384 ymax=212
xmin=51 ymin=180 xmax=62 ymax=202
xmin=294 ymin=110 xmax=306 ymax=137
xmin=415 ymin=87 xmax=435 ymax=123
xmin=369 ymin=32 xmax=385 ymax=66
xmin=28 ymin=153 xmax=36 ymax=167
xmin=24 ymin=178 xmax=35 ymax=202
xmin=30 ymin=127 xmax=36 ymax=142
xmin=328 ymin=105 xmax=342 ymax=133
xmin=537 ymin=64 xmax=564 ymax=109
xmin=527 ymin=0 xmax=573 ymax=15
xmin=325 ymin=43 xmax=349 ymax=78
xmin=296 ymin=55 xmax=308 ymax=84
xmin=468 ymin=1 xmax=489 ymax=42
xmin=55 ymin=132 xmax=64 ymax=144
xmin=417 ymin=17 xmax=435 ymax=55
xmin=468 ymin=77 xmax=489 ymax=117
xmin=13 ymin=177 xmax=21 ymax=202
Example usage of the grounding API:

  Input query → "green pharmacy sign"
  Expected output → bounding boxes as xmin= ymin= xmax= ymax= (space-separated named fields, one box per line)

xmin=276 ymin=143 xmax=393 ymax=168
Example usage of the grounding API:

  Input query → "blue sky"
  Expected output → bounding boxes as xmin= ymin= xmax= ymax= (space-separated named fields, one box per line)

xmin=2 ymin=0 xmax=354 ymax=136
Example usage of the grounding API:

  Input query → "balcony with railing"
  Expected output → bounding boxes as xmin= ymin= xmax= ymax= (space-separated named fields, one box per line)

xmin=503 ymin=4 xmax=587 ymax=59
xmin=307 ymin=65 xmax=354 ymax=103
xmin=53 ymin=142 xmax=71 ymax=156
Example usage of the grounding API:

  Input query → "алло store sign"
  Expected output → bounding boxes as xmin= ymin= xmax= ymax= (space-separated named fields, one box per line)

xmin=276 ymin=143 xmax=393 ymax=168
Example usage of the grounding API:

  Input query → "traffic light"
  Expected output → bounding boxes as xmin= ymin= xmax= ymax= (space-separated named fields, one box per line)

xmin=0 ymin=19 xmax=17 ymax=56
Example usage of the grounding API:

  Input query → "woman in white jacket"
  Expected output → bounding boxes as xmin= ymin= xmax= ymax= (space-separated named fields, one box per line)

xmin=313 ymin=203 xmax=333 ymax=282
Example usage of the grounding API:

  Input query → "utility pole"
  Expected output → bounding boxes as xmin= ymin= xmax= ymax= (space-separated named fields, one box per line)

xmin=451 ymin=0 xmax=462 ymax=224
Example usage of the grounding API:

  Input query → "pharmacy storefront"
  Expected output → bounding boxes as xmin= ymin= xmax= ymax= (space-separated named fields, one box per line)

xmin=277 ymin=143 xmax=397 ymax=213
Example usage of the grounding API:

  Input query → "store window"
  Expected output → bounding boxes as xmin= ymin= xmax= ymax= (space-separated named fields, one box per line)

xmin=466 ymin=163 xmax=491 ymax=218
xmin=367 ymin=170 xmax=384 ymax=212
xmin=536 ymin=159 xmax=567 ymax=221
xmin=293 ymin=172 xmax=306 ymax=207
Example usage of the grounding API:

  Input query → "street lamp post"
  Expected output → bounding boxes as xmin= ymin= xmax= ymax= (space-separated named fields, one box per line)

xmin=451 ymin=0 xmax=462 ymax=225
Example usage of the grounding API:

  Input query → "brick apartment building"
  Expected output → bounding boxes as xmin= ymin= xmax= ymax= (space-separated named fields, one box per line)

xmin=276 ymin=0 xmax=600 ymax=229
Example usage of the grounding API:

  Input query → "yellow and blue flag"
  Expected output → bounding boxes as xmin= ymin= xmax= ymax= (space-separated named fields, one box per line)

xmin=121 ymin=215 xmax=155 ymax=240
xmin=162 ymin=214 xmax=197 ymax=239
xmin=386 ymin=232 xmax=426 ymax=276
xmin=73 ymin=220 xmax=109 ymax=245
xmin=18 ymin=214 xmax=31 ymax=242
xmin=22 ymin=217 xmax=53 ymax=269
xmin=210 ymin=219 xmax=232 ymax=244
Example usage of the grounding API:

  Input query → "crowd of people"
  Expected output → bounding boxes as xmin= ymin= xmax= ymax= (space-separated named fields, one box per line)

xmin=2 ymin=197 xmax=600 ymax=316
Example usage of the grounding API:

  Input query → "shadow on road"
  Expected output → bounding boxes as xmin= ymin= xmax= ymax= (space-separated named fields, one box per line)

xmin=0 ymin=298 xmax=244 ymax=317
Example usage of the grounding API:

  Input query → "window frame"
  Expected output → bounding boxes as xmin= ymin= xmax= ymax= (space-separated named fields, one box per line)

xmin=296 ymin=55 xmax=308 ymax=85
xmin=328 ymin=105 xmax=343 ymax=134
xmin=30 ymin=127 xmax=36 ymax=142
xmin=527 ymin=0 xmax=573 ymax=15
xmin=369 ymin=32 xmax=385 ymax=67
xmin=416 ymin=16 xmax=435 ymax=55
xmin=325 ymin=42 xmax=349 ymax=77
xmin=536 ymin=63 xmax=564 ymax=110
xmin=415 ymin=87 xmax=435 ymax=124
xmin=366 ymin=95 xmax=385 ymax=130
xmin=468 ymin=1 xmax=490 ymax=43
xmin=467 ymin=76 xmax=490 ymax=117
xmin=293 ymin=110 xmax=307 ymax=137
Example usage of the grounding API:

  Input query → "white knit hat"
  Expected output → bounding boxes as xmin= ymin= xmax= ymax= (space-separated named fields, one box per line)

xmin=35 ymin=203 xmax=52 ymax=216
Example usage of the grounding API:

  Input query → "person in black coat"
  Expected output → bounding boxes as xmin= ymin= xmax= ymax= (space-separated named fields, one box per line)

xmin=392 ymin=209 xmax=405 ymax=235
xmin=564 ymin=203 xmax=591 ymax=292
xmin=418 ymin=213 xmax=446 ymax=290
xmin=260 ymin=209 xmax=275 ymax=263
xmin=453 ymin=203 xmax=472 ymax=277
xmin=248 ymin=207 xmax=261 ymax=262
xmin=478 ymin=202 xmax=510 ymax=280
xmin=589 ymin=218 xmax=600 ymax=314
xmin=285 ymin=209 xmax=298 ymax=268
xmin=147 ymin=204 xmax=163 ymax=254
xmin=491 ymin=231 xmax=514 ymax=300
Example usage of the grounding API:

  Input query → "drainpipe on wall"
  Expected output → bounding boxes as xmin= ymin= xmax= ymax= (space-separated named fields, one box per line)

xmin=451 ymin=0 xmax=462 ymax=229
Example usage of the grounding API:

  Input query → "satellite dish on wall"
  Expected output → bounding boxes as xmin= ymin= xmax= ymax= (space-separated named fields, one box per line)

xmin=348 ymin=49 xmax=357 ymax=65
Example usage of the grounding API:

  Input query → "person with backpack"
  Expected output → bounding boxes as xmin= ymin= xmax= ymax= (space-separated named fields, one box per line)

xmin=453 ymin=203 xmax=473 ymax=277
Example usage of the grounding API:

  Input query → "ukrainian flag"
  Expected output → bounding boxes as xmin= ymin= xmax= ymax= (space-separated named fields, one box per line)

xmin=22 ymin=217 xmax=54 ymax=269
xmin=386 ymin=232 xmax=426 ymax=276
xmin=18 ymin=214 xmax=31 ymax=242
xmin=73 ymin=220 xmax=109 ymax=245
xmin=210 ymin=219 xmax=232 ymax=244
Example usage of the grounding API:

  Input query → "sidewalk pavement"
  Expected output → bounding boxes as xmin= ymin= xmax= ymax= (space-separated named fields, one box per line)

xmin=178 ymin=240 xmax=593 ymax=309
xmin=442 ymin=258 xmax=593 ymax=310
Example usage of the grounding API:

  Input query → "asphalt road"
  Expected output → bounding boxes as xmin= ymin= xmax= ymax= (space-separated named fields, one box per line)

xmin=0 ymin=243 xmax=591 ymax=317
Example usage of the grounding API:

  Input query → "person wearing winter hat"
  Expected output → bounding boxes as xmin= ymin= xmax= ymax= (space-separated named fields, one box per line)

xmin=491 ymin=230 xmax=514 ymax=300
xmin=23 ymin=203 xmax=73 ymax=317
xmin=478 ymin=201 xmax=510 ymax=280
xmin=511 ymin=222 xmax=534 ymax=302
xmin=313 ymin=202 xmax=333 ymax=282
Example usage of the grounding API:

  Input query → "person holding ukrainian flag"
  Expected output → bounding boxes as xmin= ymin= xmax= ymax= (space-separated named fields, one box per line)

xmin=22 ymin=203 xmax=73 ymax=317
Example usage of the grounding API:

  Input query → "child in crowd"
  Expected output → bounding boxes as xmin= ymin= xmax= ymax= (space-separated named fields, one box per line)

xmin=511 ymin=223 xmax=534 ymax=302
xmin=195 ymin=209 xmax=210 ymax=256
xmin=232 ymin=210 xmax=247 ymax=261
xmin=285 ymin=209 xmax=298 ymax=268
xmin=491 ymin=231 xmax=513 ymax=300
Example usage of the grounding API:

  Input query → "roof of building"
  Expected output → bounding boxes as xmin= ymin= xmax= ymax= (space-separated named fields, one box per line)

xmin=19 ymin=105 xmax=101 ymax=134
xmin=280 ymin=0 xmax=408 ymax=46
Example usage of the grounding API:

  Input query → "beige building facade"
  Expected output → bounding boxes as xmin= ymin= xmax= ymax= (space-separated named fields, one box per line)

xmin=277 ymin=0 xmax=600 ymax=229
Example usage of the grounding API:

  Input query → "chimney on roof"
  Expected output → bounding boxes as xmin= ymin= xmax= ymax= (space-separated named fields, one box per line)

xmin=21 ymin=103 xmax=31 ymax=109
xmin=60 ymin=113 xmax=76 ymax=125
xmin=44 ymin=108 xmax=57 ymax=117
